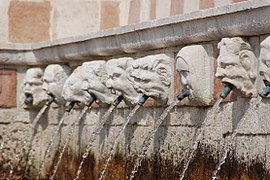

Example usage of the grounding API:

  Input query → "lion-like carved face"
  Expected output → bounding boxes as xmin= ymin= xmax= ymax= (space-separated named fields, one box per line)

xmin=23 ymin=68 xmax=49 ymax=108
xmin=215 ymin=37 xmax=257 ymax=97
xmin=129 ymin=54 xmax=172 ymax=104
xmin=105 ymin=57 xmax=140 ymax=106
xmin=62 ymin=61 xmax=117 ymax=106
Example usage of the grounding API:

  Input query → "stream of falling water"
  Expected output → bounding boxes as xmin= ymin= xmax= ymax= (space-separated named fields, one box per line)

xmin=129 ymin=100 xmax=179 ymax=180
xmin=179 ymin=97 xmax=223 ymax=180
xmin=24 ymin=103 xmax=51 ymax=177
xmin=50 ymin=106 xmax=90 ymax=179
xmin=36 ymin=111 xmax=69 ymax=180
xmin=6 ymin=103 xmax=51 ymax=179
xmin=97 ymin=104 xmax=141 ymax=180
xmin=74 ymin=105 xmax=116 ymax=180
xmin=211 ymin=97 xmax=261 ymax=180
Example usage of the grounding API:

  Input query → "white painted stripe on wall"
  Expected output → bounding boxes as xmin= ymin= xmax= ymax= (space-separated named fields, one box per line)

xmin=215 ymin=0 xmax=232 ymax=7
xmin=119 ymin=0 xmax=132 ymax=26
xmin=183 ymin=0 xmax=199 ymax=13
xmin=140 ymin=0 xmax=151 ymax=22
xmin=0 ymin=1 xmax=9 ymax=43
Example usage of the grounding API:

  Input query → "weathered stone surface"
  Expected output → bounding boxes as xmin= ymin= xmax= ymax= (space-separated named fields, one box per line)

xmin=235 ymin=136 xmax=266 ymax=165
xmin=236 ymin=98 xmax=270 ymax=134
xmin=266 ymin=136 xmax=270 ymax=174
xmin=8 ymin=0 xmax=50 ymax=43
xmin=0 ymin=69 xmax=16 ymax=108
xmin=169 ymin=106 xmax=207 ymax=126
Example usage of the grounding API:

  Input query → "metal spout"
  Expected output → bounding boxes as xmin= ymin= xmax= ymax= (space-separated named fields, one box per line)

xmin=138 ymin=94 xmax=149 ymax=106
xmin=113 ymin=95 xmax=124 ymax=107
xmin=66 ymin=101 xmax=77 ymax=112
xmin=24 ymin=94 xmax=33 ymax=105
xmin=85 ymin=95 xmax=96 ymax=107
xmin=177 ymin=89 xmax=191 ymax=101
xmin=46 ymin=94 xmax=56 ymax=105
xmin=219 ymin=83 xmax=234 ymax=99
xmin=259 ymin=84 xmax=270 ymax=98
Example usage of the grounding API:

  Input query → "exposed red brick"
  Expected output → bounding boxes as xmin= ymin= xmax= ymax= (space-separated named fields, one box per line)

xmin=101 ymin=1 xmax=120 ymax=30
xmin=150 ymin=0 xmax=156 ymax=20
xmin=143 ymin=97 xmax=157 ymax=107
xmin=8 ymin=0 xmax=51 ymax=43
xmin=128 ymin=0 xmax=140 ymax=24
xmin=170 ymin=0 xmax=184 ymax=16
xmin=200 ymin=0 xmax=214 ymax=10
xmin=0 ymin=69 xmax=17 ymax=108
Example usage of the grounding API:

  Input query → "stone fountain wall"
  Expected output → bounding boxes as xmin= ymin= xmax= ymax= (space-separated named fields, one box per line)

xmin=1 ymin=1 xmax=270 ymax=179
xmin=1 ymin=0 xmax=248 ymax=43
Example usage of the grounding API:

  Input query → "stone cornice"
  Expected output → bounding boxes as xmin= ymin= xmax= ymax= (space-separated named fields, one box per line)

xmin=1 ymin=0 xmax=270 ymax=65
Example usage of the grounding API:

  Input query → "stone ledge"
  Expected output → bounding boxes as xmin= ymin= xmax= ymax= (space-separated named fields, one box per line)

xmin=0 ymin=0 xmax=269 ymax=65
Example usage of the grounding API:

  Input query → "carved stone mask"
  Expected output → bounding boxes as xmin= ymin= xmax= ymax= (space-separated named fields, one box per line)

xmin=23 ymin=68 xmax=48 ymax=108
xmin=105 ymin=57 xmax=140 ymax=105
xmin=176 ymin=45 xmax=212 ymax=104
xmin=259 ymin=36 xmax=270 ymax=85
xmin=215 ymin=37 xmax=257 ymax=97
xmin=129 ymin=54 xmax=172 ymax=104
xmin=43 ymin=64 xmax=71 ymax=106
xmin=62 ymin=61 xmax=117 ymax=105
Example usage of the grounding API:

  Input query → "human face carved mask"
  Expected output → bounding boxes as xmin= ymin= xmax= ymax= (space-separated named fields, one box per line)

xmin=23 ymin=68 xmax=48 ymax=108
xmin=176 ymin=45 xmax=213 ymax=105
xmin=215 ymin=37 xmax=257 ymax=97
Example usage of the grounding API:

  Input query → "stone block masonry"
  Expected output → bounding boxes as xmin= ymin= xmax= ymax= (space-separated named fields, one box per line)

xmin=0 ymin=1 xmax=270 ymax=179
